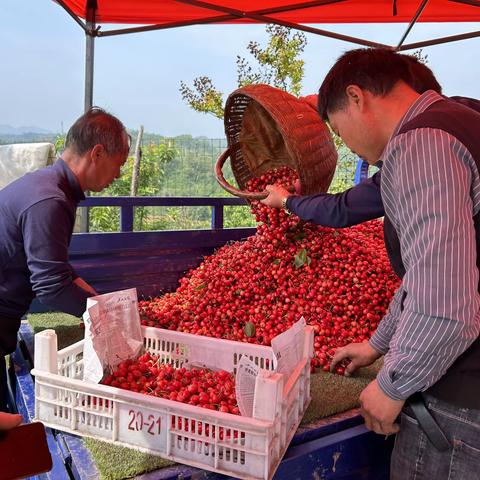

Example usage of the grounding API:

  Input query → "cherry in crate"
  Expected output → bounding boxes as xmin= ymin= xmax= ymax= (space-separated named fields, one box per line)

xmin=102 ymin=352 xmax=240 ymax=415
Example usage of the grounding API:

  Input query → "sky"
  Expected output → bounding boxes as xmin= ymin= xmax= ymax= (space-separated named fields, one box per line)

xmin=1 ymin=1 xmax=479 ymax=137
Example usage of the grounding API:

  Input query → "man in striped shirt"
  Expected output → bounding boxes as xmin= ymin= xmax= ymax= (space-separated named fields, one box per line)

xmin=318 ymin=49 xmax=480 ymax=478
xmin=262 ymin=56 xmax=480 ymax=231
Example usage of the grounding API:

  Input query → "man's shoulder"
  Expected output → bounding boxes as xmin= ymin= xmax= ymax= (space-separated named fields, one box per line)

xmin=450 ymin=96 xmax=480 ymax=115
xmin=0 ymin=164 xmax=69 ymax=212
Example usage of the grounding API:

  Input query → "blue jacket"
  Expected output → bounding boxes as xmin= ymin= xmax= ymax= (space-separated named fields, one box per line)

xmin=286 ymin=96 xmax=480 ymax=228
xmin=0 ymin=159 xmax=90 ymax=323
xmin=287 ymin=170 xmax=384 ymax=227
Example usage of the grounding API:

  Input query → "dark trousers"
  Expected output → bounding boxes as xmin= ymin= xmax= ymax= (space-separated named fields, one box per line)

xmin=0 ymin=315 xmax=21 ymax=413
xmin=0 ymin=353 xmax=9 ymax=412
xmin=391 ymin=394 xmax=480 ymax=479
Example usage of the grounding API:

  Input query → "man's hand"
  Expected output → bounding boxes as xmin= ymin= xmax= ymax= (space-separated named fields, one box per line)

xmin=73 ymin=277 xmax=97 ymax=297
xmin=359 ymin=380 xmax=404 ymax=435
xmin=0 ymin=412 xmax=23 ymax=430
xmin=260 ymin=185 xmax=291 ymax=209
xmin=330 ymin=340 xmax=381 ymax=376
xmin=293 ymin=179 xmax=302 ymax=194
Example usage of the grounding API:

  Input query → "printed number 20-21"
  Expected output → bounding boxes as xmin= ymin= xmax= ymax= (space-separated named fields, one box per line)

xmin=128 ymin=409 xmax=161 ymax=435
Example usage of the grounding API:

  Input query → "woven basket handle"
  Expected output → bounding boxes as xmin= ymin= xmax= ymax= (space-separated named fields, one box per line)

xmin=215 ymin=148 xmax=269 ymax=200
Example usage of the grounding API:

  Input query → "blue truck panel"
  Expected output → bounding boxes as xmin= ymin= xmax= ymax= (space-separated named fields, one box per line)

xmin=13 ymin=196 xmax=392 ymax=479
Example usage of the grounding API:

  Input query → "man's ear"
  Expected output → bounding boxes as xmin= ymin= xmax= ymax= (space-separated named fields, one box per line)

xmin=90 ymin=144 xmax=105 ymax=164
xmin=345 ymin=85 xmax=364 ymax=110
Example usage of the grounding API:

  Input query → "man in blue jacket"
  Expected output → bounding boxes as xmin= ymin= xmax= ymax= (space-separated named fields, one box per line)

xmin=0 ymin=107 xmax=130 ymax=411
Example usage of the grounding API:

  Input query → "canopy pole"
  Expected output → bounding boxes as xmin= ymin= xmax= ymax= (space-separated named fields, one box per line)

xmin=80 ymin=0 xmax=97 ymax=234
xmin=449 ymin=0 xmax=480 ymax=6
xmin=398 ymin=30 xmax=480 ymax=51
xmin=396 ymin=0 xmax=430 ymax=49
xmin=84 ymin=0 xmax=96 ymax=112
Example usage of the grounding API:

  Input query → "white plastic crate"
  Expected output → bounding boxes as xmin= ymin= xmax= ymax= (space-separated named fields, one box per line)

xmin=32 ymin=326 xmax=313 ymax=480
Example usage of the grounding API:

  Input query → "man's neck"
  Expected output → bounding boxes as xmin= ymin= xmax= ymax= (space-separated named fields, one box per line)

xmin=372 ymin=83 xmax=421 ymax=144
xmin=62 ymin=150 xmax=87 ymax=191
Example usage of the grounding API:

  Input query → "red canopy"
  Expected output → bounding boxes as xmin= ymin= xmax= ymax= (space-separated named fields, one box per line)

xmin=55 ymin=0 xmax=479 ymax=110
xmin=58 ymin=0 xmax=480 ymax=25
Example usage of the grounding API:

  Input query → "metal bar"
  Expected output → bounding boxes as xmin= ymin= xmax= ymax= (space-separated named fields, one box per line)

xmin=52 ymin=0 xmax=88 ymax=32
xmin=79 ymin=0 xmax=97 ymax=235
xmin=79 ymin=196 xmax=248 ymax=207
xmin=70 ymin=227 xmax=256 ymax=250
xmin=354 ymin=159 xmax=370 ymax=185
xmin=120 ymin=205 xmax=135 ymax=232
xmin=449 ymin=0 xmax=480 ymax=6
xmin=175 ymin=0 xmax=345 ymax=18
xmin=97 ymin=0 xmax=345 ymax=37
xmin=98 ymin=14 xmax=237 ymax=37
xmin=84 ymin=0 xmax=96 ymax=112
xmin=398 ymin=30 xmax=480 ymax=51
xmin=212 ymin=205 xmax=224 ymax=229
xmin=263 ymin=19 xmax=390 ymax=48
xmin=396 ymin=0 xmax=430 ymax=49
xmin=175 ymin=0 xmax=390 ymax=48
xmin=252 ymin=0 xmax=346 ymax=15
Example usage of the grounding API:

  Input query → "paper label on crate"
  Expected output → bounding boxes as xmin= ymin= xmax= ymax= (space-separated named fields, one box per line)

xmin=271 ymin=316 xmax=306 ymax=378
xmin=235 ymin=356 xmax=259 ymax=417
xmin=83 ymin=288 xmax=144 ymax=383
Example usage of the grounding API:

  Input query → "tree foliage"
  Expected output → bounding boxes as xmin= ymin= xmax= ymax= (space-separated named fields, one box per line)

xmin=412 ymin=48 xmax=428 ymax=64
xmin=90 ymin=142 xmax=176 ymax=232
xmin=179 ymin=25 xmax=307 ymax=119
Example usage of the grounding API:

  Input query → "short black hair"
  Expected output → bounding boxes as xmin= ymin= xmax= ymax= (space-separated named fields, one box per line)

xmin=65 ymin=107 xmax=130 ymax=156
xmin=403 ymin=55 xmax=442 ymax=95
xmin=318 ymin=48 xmax=429 ymax=121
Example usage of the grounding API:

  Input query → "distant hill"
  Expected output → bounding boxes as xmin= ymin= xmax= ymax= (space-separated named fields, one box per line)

xmin=0 ymin=129 xmax=226 ymax=147
xmin=0 ymin=126 xmax=59 ymax=145
xmin=0 ymin=124 xmax=53 ymax=135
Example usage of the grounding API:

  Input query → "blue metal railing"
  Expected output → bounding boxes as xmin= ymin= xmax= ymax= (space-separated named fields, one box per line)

xmin=79 ymin=196 xmax=249 ymax=232
xmin=354 ymin=159 xmax=369 ymax=185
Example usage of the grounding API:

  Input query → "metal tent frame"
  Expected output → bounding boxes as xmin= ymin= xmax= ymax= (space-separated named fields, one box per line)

xmin=52 ymin=0 xmax=479 ymax=111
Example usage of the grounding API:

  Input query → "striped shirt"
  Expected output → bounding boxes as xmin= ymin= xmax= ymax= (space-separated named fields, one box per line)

xmin=369 ymin=90 xmax=480 ymax=401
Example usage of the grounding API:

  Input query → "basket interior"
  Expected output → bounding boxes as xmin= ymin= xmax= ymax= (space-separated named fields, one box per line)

xmin=238 ymin=101 xmax=294 ymax=184
xmin=225 ymin=88 xmax=337 ymax=195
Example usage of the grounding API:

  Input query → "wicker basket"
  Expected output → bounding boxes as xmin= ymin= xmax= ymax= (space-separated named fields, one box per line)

xmin=215 ymin=85 xmax=337 ymax=199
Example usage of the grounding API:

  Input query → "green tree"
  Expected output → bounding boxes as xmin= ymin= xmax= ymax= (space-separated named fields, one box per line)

xmin=90 ymin=142 xmax=177 ymax=232
xmin=54 ymin=134 xmax=65 ymax=154
xmin=412 ymin=48 xmax=428 ymax=64
xmin=179 ymin=25 xmax=307 ymax=119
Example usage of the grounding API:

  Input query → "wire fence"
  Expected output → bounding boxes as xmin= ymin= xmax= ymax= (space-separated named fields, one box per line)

xmin=1 ymin=134 xmax=359 ymax=231
xmin=99 ymin=137 xmax=359 ymax=232
xmin=153 ymin=137 xmax=357 ymax=196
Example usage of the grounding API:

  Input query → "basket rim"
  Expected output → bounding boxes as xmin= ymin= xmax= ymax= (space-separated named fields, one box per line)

xmin=223 ymin=84 xmax=338 ymax=195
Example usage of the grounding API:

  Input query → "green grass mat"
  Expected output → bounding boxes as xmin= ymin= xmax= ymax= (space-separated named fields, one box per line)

xmin=27 ymin=312 xmax=84 ymax=349
xmin=302 ymin=361 xmax=381 ymax=425
xmin=83 ymin=439 xmax=174 ymax=479
xmin=27 ymin=312 xmax=381 ymax=479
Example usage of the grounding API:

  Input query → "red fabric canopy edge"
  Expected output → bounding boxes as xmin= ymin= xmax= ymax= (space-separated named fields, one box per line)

xmin=56 ymin=0 xmax=480 ymax=25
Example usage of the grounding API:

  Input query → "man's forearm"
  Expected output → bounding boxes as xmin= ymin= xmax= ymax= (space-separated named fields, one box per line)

xmin=368 ymin=287 xmax=404 ymax=355
xmin=287 ymin=173 xmax=384 ymax=228
xmin=377 ymin=307 xmax=480 ymax=400
xmin=36 ymin=281 xmax=91 ymax=317
xmin=73 ymin=277 xmax=97 ymax=297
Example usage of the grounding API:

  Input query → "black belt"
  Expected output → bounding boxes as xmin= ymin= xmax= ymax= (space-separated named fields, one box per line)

xmin=407 ymin=393 xmax=451 ymax=452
